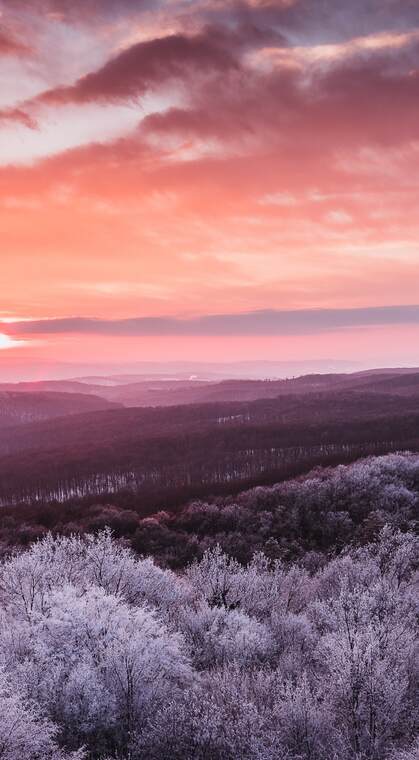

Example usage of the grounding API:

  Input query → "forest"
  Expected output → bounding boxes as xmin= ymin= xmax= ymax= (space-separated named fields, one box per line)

xmin=0 ymin=451 xmax=417 ymax=565
xmin=1 ymin=388 xmax=419 ymax=509
xmin=0 ymin=523 xmax=417 ymax=759
xmin=0 ymin=453 xmax=417 ymax=759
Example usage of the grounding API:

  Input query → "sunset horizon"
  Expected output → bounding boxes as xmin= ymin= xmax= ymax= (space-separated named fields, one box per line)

xmin=1 ymin=0 xmax=419 ymax=375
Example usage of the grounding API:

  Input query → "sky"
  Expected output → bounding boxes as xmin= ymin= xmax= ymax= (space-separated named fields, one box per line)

xmin=0 ymin=0 xmax=419 ymax=378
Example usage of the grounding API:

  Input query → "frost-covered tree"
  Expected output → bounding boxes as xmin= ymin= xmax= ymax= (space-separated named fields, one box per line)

xmin=178 ymin=601 xmax=274 ymax=668
xmin=313 ymin=575 xmax=417 ymax=759
xmin=0 ymin=510 xmax=416 ymax=759
xmin=186 ymin=544 xmax=246 ymax=609
xmin=136 ymin=666 xmax=288 ymax=760
xmin=5 ymin=584 xmax=191 ymax=755
xmin=0 ymin=669 xmax=84 ymax=760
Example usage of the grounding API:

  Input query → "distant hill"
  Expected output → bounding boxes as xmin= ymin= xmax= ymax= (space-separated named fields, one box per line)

xmin=74 ymin=368 xmax=419 ymax=406
xmin=352 ymin=367 xmax=419 ymax=377
xmin=0 ymin=379 xmax=111 ymax=395
xmin=0 ymin=391 xmax=121 ymax=429
xmin=1 ymin=368 xmax=419 ymax=408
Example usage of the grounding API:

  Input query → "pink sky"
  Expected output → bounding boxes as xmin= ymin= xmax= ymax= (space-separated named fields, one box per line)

xmin=0 ymin=0 xmax=419 ymax=376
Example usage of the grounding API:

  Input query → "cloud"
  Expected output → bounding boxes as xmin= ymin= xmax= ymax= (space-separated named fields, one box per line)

xmin=0 ymin=107 xmax=38 ymax=129
xmin=0 ymin=28 xmax=30 ymax=57
xmin=5 ymin=306 xmax=419 ymax=337
xmin=0 ymin=0 xmax=157 ymax=22
xmin=0 ymin=25 xmax=241 ymax=129
xmin=134 ymin=40 xmax=419 ymax=165
xmin=5 ymin=0 xmax=418 ymax=37
xmin=32 ymin=28 xmax=239 ymax=108
xmin=326 ymin=210 xmax=353 ymax=225
xmin=2 ymin=0 xmax=419 ymax=157
xmin=176 ymin=1 xmax=419 ymax=57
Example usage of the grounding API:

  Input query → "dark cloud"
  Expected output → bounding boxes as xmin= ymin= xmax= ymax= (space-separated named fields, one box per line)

xmin=201 ymin=1 xmax=419 ymax=44
xmin=2 ymin=1 xmax=419 ymax=46
xmin=8 ymin=18 xmax=416 ymax=152
xmin=288 ymin=0 xmax=419 ymax=40
xmin=36 ymin=28 xmax=239 ymax=107
xmin=6 ymin=306 xmax=419 ymax=337
xmin=2 ymin=0 xmax=419 ymax=166
xmin=138 ymin=37 xmax=419 ymax=156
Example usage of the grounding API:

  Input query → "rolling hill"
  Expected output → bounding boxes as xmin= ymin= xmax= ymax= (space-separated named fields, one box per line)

xmin=0 ymin=391 xmax=121 ymax=429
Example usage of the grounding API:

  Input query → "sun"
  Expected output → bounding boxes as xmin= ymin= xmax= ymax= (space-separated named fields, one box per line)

xmin=0 ymin=333 xmax=24 ymax=350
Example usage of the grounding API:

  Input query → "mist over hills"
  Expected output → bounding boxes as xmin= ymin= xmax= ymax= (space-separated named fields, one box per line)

xmin=0 ymin=357 xmax=381 ymax=383
xmin=1 ymin=366 xmax=419 ymax=408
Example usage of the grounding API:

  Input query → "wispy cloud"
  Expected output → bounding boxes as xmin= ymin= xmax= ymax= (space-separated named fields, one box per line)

xmin=5 ymin=306 xmax=419 ymax=337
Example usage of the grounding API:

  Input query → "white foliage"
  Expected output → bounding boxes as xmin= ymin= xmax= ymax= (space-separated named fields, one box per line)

xmin=0 ymin=520 xmax=416 ymax=759
xmin=0 ymin=668 xmax=84 ymax=760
